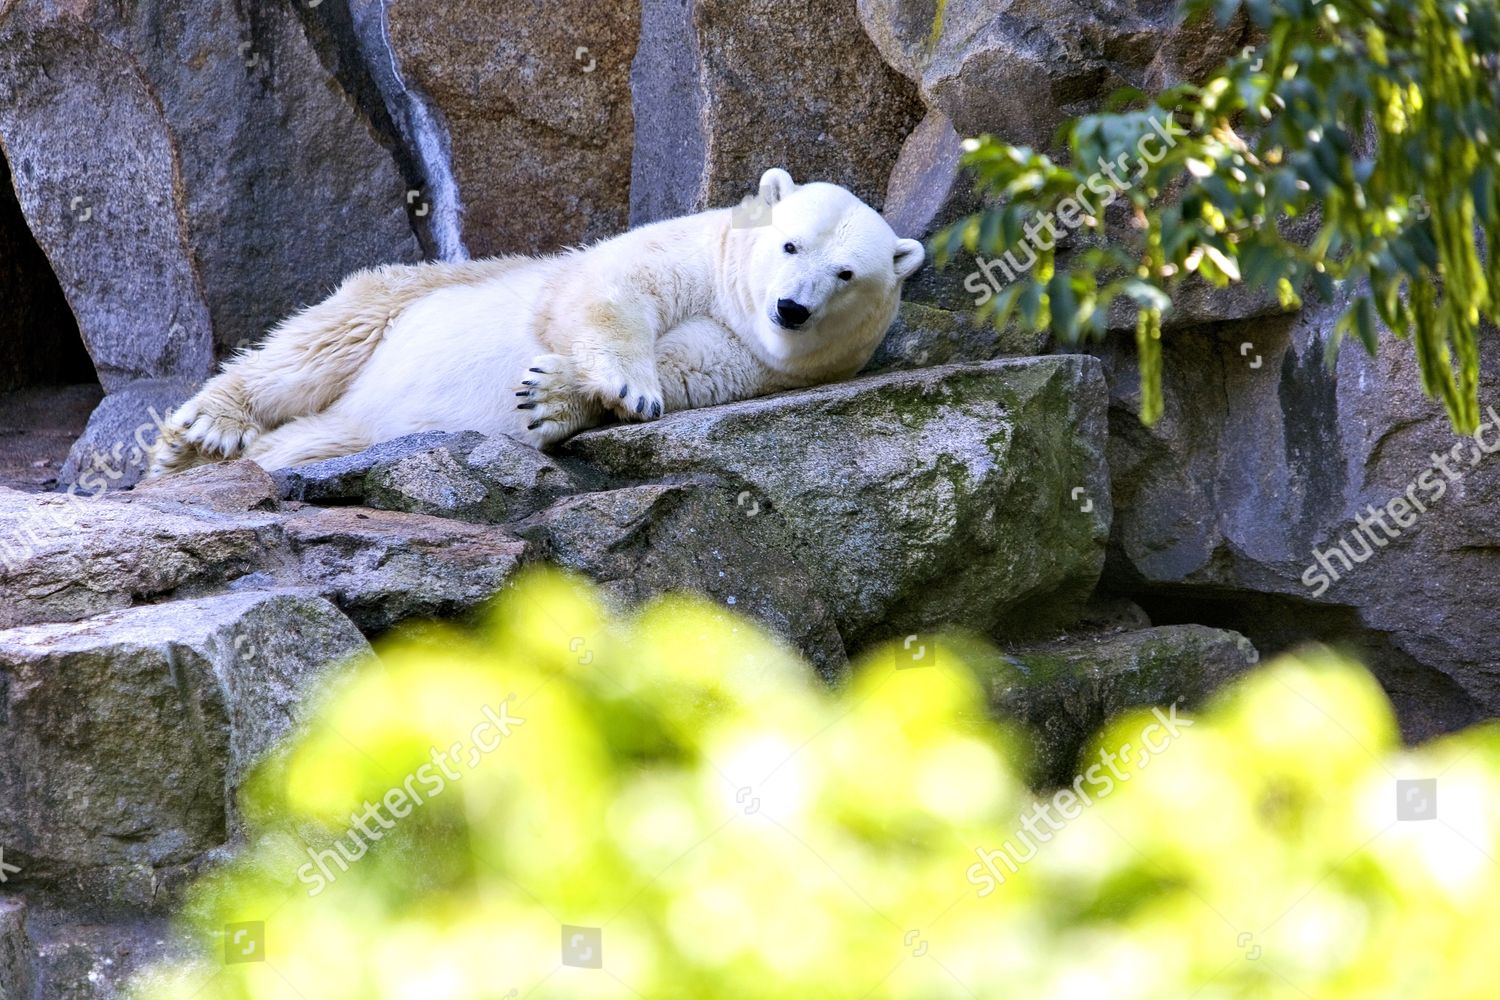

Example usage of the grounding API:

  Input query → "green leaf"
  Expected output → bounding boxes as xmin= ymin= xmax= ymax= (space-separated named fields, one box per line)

xmin=1118 ymin=278 xmax=1172 ymax=313
xmin=1104 ymin=86 xmax=1148 ymax=112
xmin=979 ymin=210 xmax=1003 ymax=256
xmin=1048 ymin=272 xmax=1080 ymax=340
xmin=950 ymin=0 xmax=1493 ymax=436
xmin=1018 ymin=279 xmax=1043 ymax=328
xmin=985 ymin=281 xmax=1025 ymax=335
xmin=1202 ymin=244 xmax=1242 ymax=282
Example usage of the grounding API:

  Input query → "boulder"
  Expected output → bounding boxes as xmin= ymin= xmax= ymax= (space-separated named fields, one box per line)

xmin=276 ymin=431 xmax=580 ymax=524
xmin=1091 ymin=296 xmax=1500 ymax=738
xmin=380 ymin=0 xmax=639 ymax=256
xmin=102 ymin=0 xmax=421 ymax=355
xmin=0 ymin=1 xmax=214 ymax=389
xmin=515 ymin=483 xmax=849 ymax=676
xmin=278 ymin=506 xmax=529 ymax=631
xmin=863 ymin=301 xmax=1045 ymax=373
xmin=564 ymin=357 xmax=1112 ymax=651
xmin=273 ymin=431 xmax=467 ymax=502
xmin=56 ymin=379 xmax=198 ymax=494
xmin=0 ymin=0 xmax=420 ymax=372
xmin=630 ymin=0 xmax=925 ymax=224
xmin=0 ymin=485 xmax=278 ymax=629
xmin=0 ymin=591 xmax=369 ymax=882
xmin=0 ymin=462 xmax=530 ymax=632
xmin=982 ymin=624 xmax=1260 ymax=785
xmin=877 ymin=106 xmax=1022 ymax=318
xmin=857 ymin=0 xmax=1248 ymax=150
xmin=127 ymin=460 xmax=283 ymax=516
xmin=881 ymin=108 xmax=976 ymax=242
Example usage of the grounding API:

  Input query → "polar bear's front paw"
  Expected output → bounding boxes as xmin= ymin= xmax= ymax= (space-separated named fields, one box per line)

xmin=608 ymin=380 xmax=663 ymax=422
xmin=590 ymin=360 xmax=663 ymax=423
xmin=516 ymin=354 xmax=588 ymax=448
xmin=570 ymin=349 xmax=664 ymax=423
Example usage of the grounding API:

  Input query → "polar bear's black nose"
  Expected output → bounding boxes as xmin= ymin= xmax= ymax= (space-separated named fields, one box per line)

xmin=776 ymin=299 xmax=810 ymax=329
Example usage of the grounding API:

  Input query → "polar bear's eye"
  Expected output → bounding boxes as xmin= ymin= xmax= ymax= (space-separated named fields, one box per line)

xmin=838 ymin=269 xmax=854 ymax=281
xmin=783 ymin=242 xmax=797 ymax=254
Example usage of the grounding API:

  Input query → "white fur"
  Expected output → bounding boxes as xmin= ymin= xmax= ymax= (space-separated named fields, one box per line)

xmin=149 ymin=170 xmax=924 ymax=476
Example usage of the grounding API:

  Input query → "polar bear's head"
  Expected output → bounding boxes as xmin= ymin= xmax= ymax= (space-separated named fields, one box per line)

xmin=734 ymin=169 xmax=924 ymax=378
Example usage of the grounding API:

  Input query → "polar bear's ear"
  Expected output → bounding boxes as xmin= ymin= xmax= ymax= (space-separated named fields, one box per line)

xmin=759 ymin=168 xmax=796 ymax=207
xmin=894 ymin=238 xmax=926 ymax=280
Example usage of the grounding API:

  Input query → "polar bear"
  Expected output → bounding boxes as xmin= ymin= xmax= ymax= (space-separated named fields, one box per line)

xmin=147 ymin=169 xmax=924 ymax=477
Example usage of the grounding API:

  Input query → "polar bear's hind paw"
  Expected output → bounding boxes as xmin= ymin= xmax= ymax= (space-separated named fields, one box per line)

xmin=147 ymin=430 xmax=202 ymax=479
xmin=170 ymin=390 xmax=261 ymax=459
xmin=181 ymin=410 xmax=260 ymax=458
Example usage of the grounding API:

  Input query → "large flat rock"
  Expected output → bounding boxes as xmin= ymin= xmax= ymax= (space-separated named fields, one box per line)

xmin=515 ymin=482 xmax=850 ymax=677
xmin=0 ymin=591 xmax=369 ymax=886
xmin=0 ymin=462 xmax=529 ymax=633
xmin=278 ymin=505 xmax=528 ymax=631
xmin=275 ymin=430 xmax=580 ymax=525
xmin=564 ymin=356 xmax=1112 ymax=650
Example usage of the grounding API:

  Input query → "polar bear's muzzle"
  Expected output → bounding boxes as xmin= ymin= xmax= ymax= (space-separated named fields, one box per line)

xmin=773 ymin=298 xmax=812 ymax=330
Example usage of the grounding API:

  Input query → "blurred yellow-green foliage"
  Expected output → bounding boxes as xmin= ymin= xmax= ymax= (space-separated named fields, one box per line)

xmin=135 ymin=569 xmax=1500 ymax=999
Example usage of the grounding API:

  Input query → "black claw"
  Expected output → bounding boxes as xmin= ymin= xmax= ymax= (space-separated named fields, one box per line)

xmin=650 ymin=400 xmax=662 ymax=418
xmin=619 ymin=384 xmax=629 ymax=398
xmin=521 ymin=379 xmax=537 ymax=386
xmin=529 ymin=367 xmax=548 ymax=374
xmin=635 ymin=395 xmax=646 ymax=415
xmin=515 ymin=390 xmax=531 ymax=397
xmin=517 ymin=401 xmax=537 ymax=410
xmin=527 ymin=419 xmax=544 ymax=430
